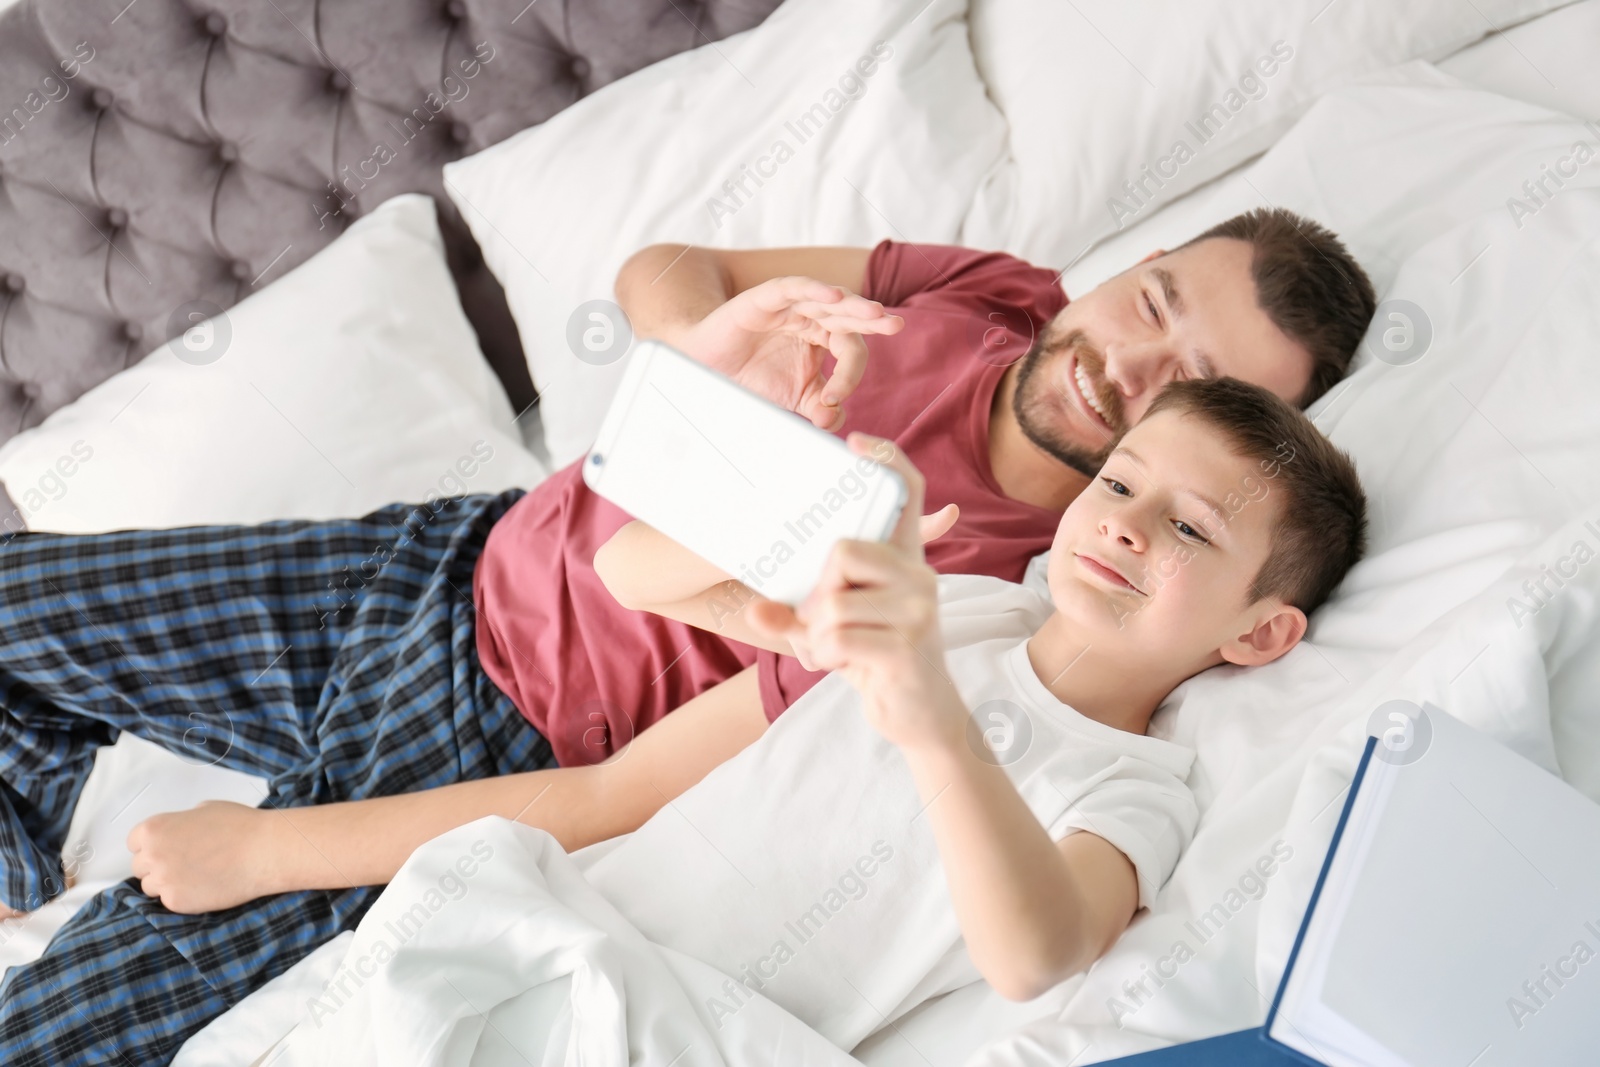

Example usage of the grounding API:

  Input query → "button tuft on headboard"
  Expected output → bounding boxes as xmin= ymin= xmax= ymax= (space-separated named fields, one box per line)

xmin=0 ymin=0 xmax=786 ymax=447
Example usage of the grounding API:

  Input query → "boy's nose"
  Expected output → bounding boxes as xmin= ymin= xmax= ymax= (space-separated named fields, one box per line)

xmin=1099 ymin=516 xmax=1148 ymax=554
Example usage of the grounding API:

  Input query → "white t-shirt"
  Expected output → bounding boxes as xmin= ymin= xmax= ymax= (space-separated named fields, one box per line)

xmin=577 ymin=574 xmax=1198 ymax=1049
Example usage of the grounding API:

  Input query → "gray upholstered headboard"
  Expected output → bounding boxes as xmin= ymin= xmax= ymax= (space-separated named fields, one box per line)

xmin=0 ymin=0 xmax=782 ymax=444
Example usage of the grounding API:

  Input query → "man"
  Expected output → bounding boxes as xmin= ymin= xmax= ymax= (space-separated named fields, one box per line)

xmin=0 ymin=209 xmax=1373 ymax=1065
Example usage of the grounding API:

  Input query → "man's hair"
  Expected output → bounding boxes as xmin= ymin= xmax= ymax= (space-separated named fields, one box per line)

xmin=1181 ymin=208 xmax=1376 ymax=408
xmin=1146 ymin=377 xmax=1366 ymax=614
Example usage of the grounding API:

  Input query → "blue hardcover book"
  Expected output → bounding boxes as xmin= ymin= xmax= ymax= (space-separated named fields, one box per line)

xmin=1105 ymin=705 xmax=1600 ymax=1066
xmin=1096 ymin=1026 xmax=1296 ymax=1064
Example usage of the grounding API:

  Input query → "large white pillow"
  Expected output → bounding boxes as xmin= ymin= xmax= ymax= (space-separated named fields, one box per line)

xmin=1060 ymin=61 xmax=1597 ymax=302
xmin=444 ymin=0 xmax=1008 ymax=468
xmin=962 ymin=0 xmax=1573 ymax=268
xmin=0 ymin=194 xmax=548 ymax=533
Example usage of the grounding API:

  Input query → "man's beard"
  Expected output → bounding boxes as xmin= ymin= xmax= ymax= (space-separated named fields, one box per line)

xmin=1011 ymin=328 xmax=1126 ymax=478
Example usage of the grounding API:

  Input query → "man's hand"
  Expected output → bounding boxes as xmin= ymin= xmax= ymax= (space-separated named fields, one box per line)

xmin=128 ymin=801 xmax=284 ymax=914
xmin=676 ymin=277 xmax=903 ymax=430
xmin=749 ymin=434 xmax=964 ymax=748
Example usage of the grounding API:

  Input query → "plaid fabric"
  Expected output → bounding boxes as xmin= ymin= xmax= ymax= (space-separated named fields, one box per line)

xmin=0 ymin=490 xmax=557 ymax=1066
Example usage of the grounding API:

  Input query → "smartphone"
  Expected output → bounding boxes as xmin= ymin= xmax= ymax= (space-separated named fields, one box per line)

xmin=584 ymin=340 xmax=907 ymax=605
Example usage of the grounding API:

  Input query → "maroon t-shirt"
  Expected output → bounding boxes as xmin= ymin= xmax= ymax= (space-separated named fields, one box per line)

xmin=753 ymin=240 xmax=1068 ymax=721
xmin=473 ymin=240 xmax=1067 ymax=763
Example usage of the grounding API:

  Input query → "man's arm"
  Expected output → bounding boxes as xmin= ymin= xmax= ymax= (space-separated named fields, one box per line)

xmin=615 ymin=245 xmax=872 ymax=350
xmin=615 ymin=245 xmax=899 ymax=432
xmin=127 ymin=666 xmax=767 ymax=914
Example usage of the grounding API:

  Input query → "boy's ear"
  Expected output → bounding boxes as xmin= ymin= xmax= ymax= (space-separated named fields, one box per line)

xmin=1219 ymin=600 xmax=1307 ymax=668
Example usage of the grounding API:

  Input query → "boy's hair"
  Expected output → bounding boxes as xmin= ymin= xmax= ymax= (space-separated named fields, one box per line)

xmin=1145 ymin=377 xmax=1366 ymax=614
xmin=1181 ymin=209 xmax=1376 ymax=409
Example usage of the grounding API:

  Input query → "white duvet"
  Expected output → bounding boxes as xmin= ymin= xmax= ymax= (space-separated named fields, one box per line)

xmin=180 ymin=824 xmax=864 ymax=1067
xmin=176 ymin=64 xmax=1600 ymax=1065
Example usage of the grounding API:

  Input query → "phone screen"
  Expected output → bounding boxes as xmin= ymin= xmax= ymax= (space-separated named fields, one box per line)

xmin=585 ymin=342 xmax=906 ymax=604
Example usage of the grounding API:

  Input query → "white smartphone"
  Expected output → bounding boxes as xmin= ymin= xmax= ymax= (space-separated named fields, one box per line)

xmin=583 ymin=340 xmax=907 ymax=605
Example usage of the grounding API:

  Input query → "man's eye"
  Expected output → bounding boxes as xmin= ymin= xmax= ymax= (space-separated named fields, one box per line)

xmin=1145 ymin=293 xmax=1161 ymax=326
xmin=1102 ymin=477 xmax=1130 ymax=496
xmin=1174 ymin=520 xmax=1210 ymax=544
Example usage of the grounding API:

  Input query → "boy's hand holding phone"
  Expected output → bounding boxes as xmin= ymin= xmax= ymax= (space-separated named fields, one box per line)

xmin=750 ymin=434 xmax=968 ymax=751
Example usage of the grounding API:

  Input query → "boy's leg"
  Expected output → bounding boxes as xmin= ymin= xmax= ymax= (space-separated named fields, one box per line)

xmin=0 ymin=489 xmax=558 ymax=1065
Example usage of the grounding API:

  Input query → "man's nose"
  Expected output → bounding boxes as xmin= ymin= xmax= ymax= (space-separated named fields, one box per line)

xmin=1104 ymin=340 xmax=1180 ymax=416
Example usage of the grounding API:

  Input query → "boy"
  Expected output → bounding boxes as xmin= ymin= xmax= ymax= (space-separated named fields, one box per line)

xmin=135 ymin=376 xmax=1364 ymax=1020
xmin=584 ymin=376 xmax=1367 ymax=1018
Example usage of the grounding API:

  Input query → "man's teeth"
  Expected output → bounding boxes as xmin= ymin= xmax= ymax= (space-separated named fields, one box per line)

xmin=1074 ymin=363 xmax=1109 ymax=422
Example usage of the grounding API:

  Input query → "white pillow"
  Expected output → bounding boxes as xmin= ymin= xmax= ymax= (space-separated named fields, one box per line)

xmin=0 ymin=194 xmax=548 ymax=532
xmin=1060 ymin=61 xmax=1595 ymax=301
xmin=444 ymin=0 xmax=1008 ymax=468
xmin=961 ymin=0 xmax=1572 ymax=268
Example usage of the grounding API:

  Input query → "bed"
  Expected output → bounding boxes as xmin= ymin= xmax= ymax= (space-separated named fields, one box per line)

xmin=3 ymin=0 xmax=1600 ymax=1063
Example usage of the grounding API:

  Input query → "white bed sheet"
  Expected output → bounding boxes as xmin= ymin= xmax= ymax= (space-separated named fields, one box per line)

xmin=178 ymin=57 xmax=1600 ymax=1065
xmin=1435 ymin=0 xmax=1600 ymax=120
xmin=9 ymin=5 xmax=1600 ymax=1066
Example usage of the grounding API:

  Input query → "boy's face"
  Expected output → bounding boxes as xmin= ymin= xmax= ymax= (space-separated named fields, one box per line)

xmin=1043 ymin=409 xmax=1292 ymax=673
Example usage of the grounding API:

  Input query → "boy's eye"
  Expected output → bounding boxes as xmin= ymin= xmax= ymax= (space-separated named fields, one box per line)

xmin=1144 ymin=292 xmax=1162 ymax=326
xmin=1174 ymin=520 xmax=1210 ymax=545
xmin=1101 ymin=477 xmax=1131 ymax=496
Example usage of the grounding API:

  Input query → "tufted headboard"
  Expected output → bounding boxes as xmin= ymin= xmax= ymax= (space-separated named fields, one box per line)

xmin=0 ymin=0 xmax=782 ymax=446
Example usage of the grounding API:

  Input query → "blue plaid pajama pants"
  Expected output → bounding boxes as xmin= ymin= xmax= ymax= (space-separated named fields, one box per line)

xmin=0 ymin=489 xmax=557 ymax=1065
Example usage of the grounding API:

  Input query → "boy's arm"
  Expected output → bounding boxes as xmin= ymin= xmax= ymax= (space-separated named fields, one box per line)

xmin=127 ymin=666 xmax=766 ymax=915
xmin=894 ymin=694 xmax=1139 ymax=1000
xmin=750 ymin=436 xmax=1137 ymax=1001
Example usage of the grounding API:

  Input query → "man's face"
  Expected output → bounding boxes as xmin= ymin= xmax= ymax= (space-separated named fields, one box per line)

xmin=1043 ymin=409 xmax=1283 ymax=673
xmin=1013 ymin=238 xmax=1314 ymax=476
